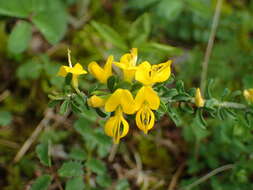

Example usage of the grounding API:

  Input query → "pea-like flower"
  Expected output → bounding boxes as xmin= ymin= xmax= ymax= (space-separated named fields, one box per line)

xmin=104 ymin=89 xmax=136 ymax=143
xmin=243 ymin=89 xmax=253 ymax=103
xmin=135 ymin=86 xmax=160 ymax=134
xmin=58 ymin=49 xmax=87 ymax=88
xmin=87 ymin=95 xmax=106 ymax=108
xmin=114 ymin=48 xmax=138 ymax=82
xmin=135 ymin=60 xmax=172 ymax=86
xmin=195 ymin=88 xmax=205 ymax=107
xmin=88 ymin=55 xmax=113 ymax=83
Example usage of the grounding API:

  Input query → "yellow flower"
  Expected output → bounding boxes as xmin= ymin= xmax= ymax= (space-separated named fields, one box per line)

xmin=104 ymin=88 xmax=136 ymax=143
xmin=88 ymin=55 xmax=113 ymax=83
xmin=195 ymin=88 xmax=205 ymax=107
xmin=105 ymin=88 xmax=136 ymax=114
xmin=135 ymin=60 xmax=172 ymax=86
xmin=104 ymin=108 xmax=129 ymax=144
xmin=87 ymin=95 xmax=106 ymax=108
xmin=58 ymin=49 xmax=87 ymax=88
xmin=244 ymin=89 xmax=253 ymax=103
xmin=135 ymin=86 xmax=160 ymax=134
xmin=114 ymin=48 xmax=138 ymax=82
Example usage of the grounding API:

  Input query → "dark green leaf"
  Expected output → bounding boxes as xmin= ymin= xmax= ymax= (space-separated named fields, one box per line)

xmin=107 ymin=75 xmax=116 ymax=92
xmin=95 ymin=108 xmax=107 ymax=118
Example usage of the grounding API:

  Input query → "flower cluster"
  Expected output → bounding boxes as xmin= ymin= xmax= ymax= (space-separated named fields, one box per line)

xmin=58 ymin=48 xmax=172 ymax=143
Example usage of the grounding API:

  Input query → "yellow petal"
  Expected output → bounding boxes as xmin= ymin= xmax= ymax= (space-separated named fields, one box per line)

xmin=104 ymin=55 xmax=113 ymax=76
xmin=88 ymin=56 xmax=113 ymax=83
xmin=104 ymin=109 xmax=129 ymax=144
xmin=72 ymin=74 xmax=79 ymax=88
xmin=104 ymin=89 xmax=122 ymax=112
xmin=120 ymin=89 xmax=136 ymax=114
xmin=135 ymin=61 xmax=153 ymax=85
xmin=135 ymin=86 xmax=160 ymax=111
xmin=195 ymin=88 xmax=205 ymax=107
xmin=244 ymin=89 xmax=253 ymax=103
xmin=87 ymin=95 xmax=106 ymax=108
xmin=58 ymin=66 xmax=71 ymax=77
xmin=88 ymin=61 xmax=107 ymax=83
xmin=144 ymin=86 xmax=160 ymax=110
xmin=135 ymin=105 xmax=155 ymax=134
xmin=71 ymin=63 xmax=87 ymax=75
xmin=105 ymin=89 xmax=135 ymax=114
xmin=151 ymin=60 xmax=172 ymax=83
xmin=122 ymin=67 xmax=137 ymax=82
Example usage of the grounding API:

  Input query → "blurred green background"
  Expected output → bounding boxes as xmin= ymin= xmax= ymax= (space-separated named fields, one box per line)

xmin=1 ymin=0 xmax=253 ymax=189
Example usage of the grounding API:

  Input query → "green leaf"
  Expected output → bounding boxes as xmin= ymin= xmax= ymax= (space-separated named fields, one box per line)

xmin=8 ymin=21 xmax=32 ymax=54
xmin=0 ymin=111 xmax=12 ymax=126
xmin=195 ymin=109 xmax=207 ymax=129
xmin=107 ymin=75 xmax=116 ymax=92
xmin=0 ymin=0 xmax=31 ymax=18
xmin=206 ymin=79 xmax=214 ymax=99
xmin=91 ymin=21 xmax=128 ymax=50
xmin=69 ymin=147 xmax=87 ymax=161
xmin=65 ymin=176 xmax=85 ymax=190
xmin=86 ymin=158 xmax=106 ymax=175
xmin=95 ymin=108 xmax=107 ymax=118
xmin=58 ymin=161 xmax=84 ymax=177
xmin=167 ymin=105 xmax=182 ymax=126
xmin=31 ymin=175 xmax=52 ymax=190
xmin=59 ymin=100 xmax=70 ymax=115
xmin=31 ymin=0 xmax=67 ymax=44
xmin=116 ymin=179 xmax=130 ymax=190
xmin=96 ymin=174 xmax=112 ymax=188
xmin=36 ymin=142 xmax=51 ymax=167
xmin=16 ymin=59 xmax=43 ymax=80
xmin=48 ymin=100 xmax=61 ymax=108
xmin=155 ymin=0 xmax=183 ymax=22
xmin=129 ymin=13 xmax=151 ymax=46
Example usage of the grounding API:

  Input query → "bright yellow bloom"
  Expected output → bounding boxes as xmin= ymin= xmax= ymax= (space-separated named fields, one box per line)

xmin=105 ymin=88 xmax=136 ymax=114
xmin=114 ymin=48 xmax=138 ymax=82
xmin=58 ymin=49 xmax=87 ymax=88
xmin=104 ymin=89 xmax=135 ymax=143
xmin=88 ymin=55 xmax=113 ymax=83
xmin=104 ymin=108 xmax=129 ymax=144
xmin=135 ymin=60 xmax=172 ymax=86
xmin=135 ymin=86 xmax=160 ymax=134
xmin=87 ymin=95 xmax=106 ymax=108
xmin=243 ymin=89 xmax=253 ymax=103
xmin=195 ymin=88 xmax=205 ymax=107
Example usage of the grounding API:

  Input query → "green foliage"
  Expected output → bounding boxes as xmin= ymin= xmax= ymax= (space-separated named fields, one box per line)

xmin=0 ymin=111 xmax=12 ymax=126
xmin=58 ymin=161 xmax=84 ymax=177
xmin=8 ymin=21 xmax=32 ymax=54
xmin=65 ymin=176 xmax=85 ymax=190
xmin=30 ymin=175 xmax=52 ymax=190
xmin=36 ymin=141 xmax=51 ymax=167
xmin=2 ymin=0 xmax=253 ymax=190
